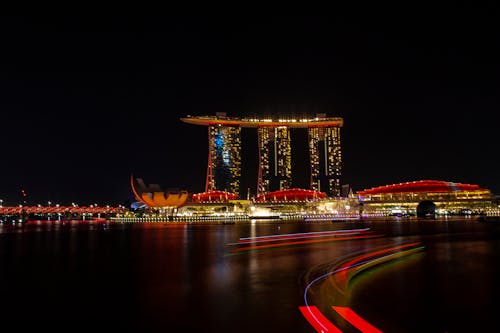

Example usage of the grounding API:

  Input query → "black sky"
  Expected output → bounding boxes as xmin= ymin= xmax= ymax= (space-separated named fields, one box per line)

xmin=0 ymin=12 xmax=498 ymax=205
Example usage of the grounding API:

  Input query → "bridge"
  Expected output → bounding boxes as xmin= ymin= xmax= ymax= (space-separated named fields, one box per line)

xmin=0 ymin=205 xmax=123 ymax=216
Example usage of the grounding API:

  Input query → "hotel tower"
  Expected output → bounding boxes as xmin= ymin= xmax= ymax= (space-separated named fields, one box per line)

xmin=181 ymin=113 xmax=343 ymax=197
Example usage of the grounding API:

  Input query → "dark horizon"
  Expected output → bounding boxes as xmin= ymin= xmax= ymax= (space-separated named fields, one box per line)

xmin=1 ymin=13 xmax=498 ymax=205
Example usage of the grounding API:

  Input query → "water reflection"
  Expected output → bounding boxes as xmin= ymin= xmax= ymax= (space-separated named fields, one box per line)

xmin=0 ymin=218 xmax=499 ymax=332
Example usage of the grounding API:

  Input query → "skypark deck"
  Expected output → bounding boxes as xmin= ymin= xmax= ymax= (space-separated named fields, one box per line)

xmin=180 ymin=115 xmax=343 ymax=127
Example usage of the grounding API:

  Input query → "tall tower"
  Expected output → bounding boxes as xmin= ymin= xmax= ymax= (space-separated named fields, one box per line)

xmin=257 ymin=126 xmax=292 ymax=196
xmin=181 ymin=113 xmax=343 ymax=198
xmin=206 ymin=124 xmax=241 ymax=196
xmin=308 ymin=119 xmax=342 ymax=196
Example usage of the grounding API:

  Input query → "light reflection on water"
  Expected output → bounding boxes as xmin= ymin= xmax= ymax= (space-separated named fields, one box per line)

xmin=0 ymin=217 xmax=499 ymax=332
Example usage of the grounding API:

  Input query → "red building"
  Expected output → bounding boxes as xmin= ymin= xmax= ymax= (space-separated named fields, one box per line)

xmin=357 ymin=180 xmax=493 ymax=216
xmin=255 ymin=188 xmax=327 ymax=203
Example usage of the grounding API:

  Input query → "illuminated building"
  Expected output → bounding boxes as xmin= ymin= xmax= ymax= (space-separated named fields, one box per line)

xmin=192 ymin=190 xmax=239 ymax=203
xmin=257 ymin=126 xmax=292 ymax=195
xmin=130 ymin=176 xmax=189 ymax=208
xmin=206 ymin=124 xmax=241 ymax=196
xmin=357 ymin=179 xmax=495 ymax=216
xmin=255 ymin=188 xmax=326 ymax=202
xmin=308 ymin=124 xmax=342 ymax=196
xmin=181 ymin=113 xmax=343 ymax=198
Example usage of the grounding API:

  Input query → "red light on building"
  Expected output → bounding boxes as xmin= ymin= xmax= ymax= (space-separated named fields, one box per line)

xmin=357 ymin=180 xmax=486 ymax=196
xmin=192 ymin=190 xmax=239 ymax=203
xmin=255 ymin=188 xmax=326 ymax=202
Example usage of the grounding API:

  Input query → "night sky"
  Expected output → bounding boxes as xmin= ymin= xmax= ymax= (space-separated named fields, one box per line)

xmin=0 ymin=13 xmax=498 ymax=206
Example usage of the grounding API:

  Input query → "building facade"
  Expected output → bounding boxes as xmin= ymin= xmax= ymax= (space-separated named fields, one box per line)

xmin=357 ymin=180 xmax=495 ymax=216
xmin=181 ymin=113 xmax=343 ymax=198
xmin=308 ymin=126 xmax=342 ymax=196
xmin=257 ymin=126 xmax=292 ymax=195
xmin=206 ymin=125 xmax=241 ymax=196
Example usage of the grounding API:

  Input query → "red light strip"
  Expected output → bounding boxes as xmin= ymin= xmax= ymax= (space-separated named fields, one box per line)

xmin=237 ymin=230 xmax=370 ymax=244
xmin=236 ymin=234 xmax=381 ymax=252
xmin=332 ymin=306 xmax=382 ymax=333
xmin=299 ymin=306 xmax=343 ymax=333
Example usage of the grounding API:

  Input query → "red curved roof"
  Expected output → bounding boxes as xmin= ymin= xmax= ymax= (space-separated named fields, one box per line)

xmin=192 ymin=190 xmax=239 ymax=202
xmin=255 ymin=188 xmax=327 ymax=202
xmin=357 ymin=180 xmax=486 ymax=196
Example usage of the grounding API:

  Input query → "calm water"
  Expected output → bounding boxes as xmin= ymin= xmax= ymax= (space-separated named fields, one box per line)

xmin=0 ymin=218 xmax=499 ymax=332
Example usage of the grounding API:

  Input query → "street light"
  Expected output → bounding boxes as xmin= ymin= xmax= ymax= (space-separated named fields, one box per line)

xmin=47 ymin=201 xmax=52 ymax=220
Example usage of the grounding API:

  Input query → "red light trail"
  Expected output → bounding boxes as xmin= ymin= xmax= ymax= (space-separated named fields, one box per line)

xmin=332 ymin=306 xmax=382 ymax=333
xmin=299 ymin=306 xmax=343 ymax=333
xmin=235 ymin=234 xmax=382 ymax=252
xmin=300 ymin=242 xmax=424 ymax=332
xmin=226 ymin=228 xmax=382 ymax=255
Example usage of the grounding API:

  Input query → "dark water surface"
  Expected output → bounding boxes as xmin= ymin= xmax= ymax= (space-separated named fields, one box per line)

xmin=1 ymin=218 xmax=499 ymax=332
